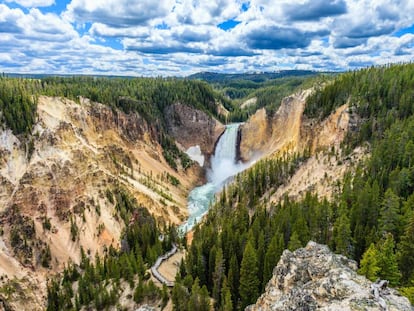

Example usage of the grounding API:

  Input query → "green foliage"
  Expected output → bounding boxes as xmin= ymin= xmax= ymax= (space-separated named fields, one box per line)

xmin=397 ymin=212 xmax=414 ymax=283
xmin=47 ymin=190 xmax=177 ymax=310
xmin=358 ymin=243 xmax=380 ymax=281
xmin=305 ymin=63 xmax=414 ymax=148
xmin=239 ymin=240 xmax=259 ymax=309
xmin=38 ymin=76 xmax=229 ymax=122
xmin=41 ymin=244 xmax=52 ymax=268
xmin=172 ymin=277 xmax=210 ymax=311
xmin=399 ymin=286 xmax=414 ymax=305
xmin=166 ymin=172 xmax=180 ymax=186
xmin=379 ymin=189 xmax=401 ymax=237
xmin=0 ymin=77 xmax=37 ymax=135
xmin=287 ymin=231 xmax=302 ymax=251
xmin=263 ymin=235 xmax=284 ymax=289
xmin=160 ymin=133 xmax=193 ymax=170
xmin=176 ymin=154 xmax=307 ymax=310
xmin=332 ymin=209 xmax=352 ymax=257
xmin=178 ymin=64 xmax=414 ymax=308
xmin=220 ymin=277 xmax=233 ymax=311
xmin=376 ymin=233 xmax=401 ymax=286
xmin=42 ymin=216 xmax=52 ymax=231
xmin=69 ymin=216 xmax=78 ymax=242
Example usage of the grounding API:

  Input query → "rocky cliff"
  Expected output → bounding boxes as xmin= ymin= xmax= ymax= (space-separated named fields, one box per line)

xmin=0 ymin=96 xmax=209 ymax=309
xmin=239 ymin=89 xmax=363 ymax=202
xmin=247 ymin=241 xmax=413 ymax=311
xmin=164 ymin=103 xmax=225 ymax=158
xmin=239 ymin=89 xmax=359 ymax=161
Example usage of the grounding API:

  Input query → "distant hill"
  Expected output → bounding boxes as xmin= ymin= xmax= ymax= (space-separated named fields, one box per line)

xmin=187 ymin=70 xmax=327 ymax=83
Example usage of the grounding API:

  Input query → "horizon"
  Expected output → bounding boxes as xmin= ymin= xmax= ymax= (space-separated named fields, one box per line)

xmin=1 ymin=68 xmax=333 ymax=79
xmin=0 ymin=0 xmax=413 ymax=76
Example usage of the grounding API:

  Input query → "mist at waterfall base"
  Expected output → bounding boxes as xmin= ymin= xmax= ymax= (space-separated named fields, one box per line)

xmin=179 ymin=124 xmax=250 ymax=233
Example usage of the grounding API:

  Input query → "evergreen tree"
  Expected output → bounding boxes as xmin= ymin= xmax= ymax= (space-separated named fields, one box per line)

xmin=239 ymin=241 xmax=259 ymax=309
xmin=358 ymin=243 xmax=380 ymax=281
xmin=332 ymin=211 xmax=352 ymax=257
xmin=398 ymin=213 xmax=414 ymax=283
xmin=227 ymin=254 xmax=239 ymax=308
xmin=220 ymin=277 xmax=233 ymax=311
xmin=257 ymin=231 xmax=265 ymax=290
xmin=377 ymin=233 xmax=401 ymax=286
xmin=379 ymin=189 xmax=400 ymax=237
xmin=263 ymin=234 xmax=284 ymax=288
xmin=212 ymin=248 xmax=225 ymax=306
xmin=287 ymin=231 xmax=302 ymax=251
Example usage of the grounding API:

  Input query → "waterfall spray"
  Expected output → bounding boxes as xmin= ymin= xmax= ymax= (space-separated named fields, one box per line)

xmin=180 ymin=123 xmax=249 ymax=232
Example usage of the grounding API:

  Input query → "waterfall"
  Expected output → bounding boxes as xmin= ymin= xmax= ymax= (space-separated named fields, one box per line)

xmin=180 ymin=123 xmax=248 ymax=233
xmin=208 ymin=123 xmax=241 ymax=187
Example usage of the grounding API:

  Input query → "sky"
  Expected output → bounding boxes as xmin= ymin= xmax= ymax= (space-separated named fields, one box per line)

xmin=0 ymin=0 xmax=413 ymax=76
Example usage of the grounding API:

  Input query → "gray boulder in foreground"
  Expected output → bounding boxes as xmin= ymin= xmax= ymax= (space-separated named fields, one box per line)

xmin=247 ymin=241 xmax=413 ymax=311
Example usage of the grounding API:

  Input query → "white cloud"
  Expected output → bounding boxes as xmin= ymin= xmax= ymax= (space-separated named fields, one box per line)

xmin=0 ymin=0 xmax=414 ymax=75
xmin=65 ymin=0 xmax=174 ymax=26
xmin=5 ymin=0 xmax=54 ymax=8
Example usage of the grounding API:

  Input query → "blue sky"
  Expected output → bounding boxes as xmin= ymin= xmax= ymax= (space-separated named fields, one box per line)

xmin=0 ymin=0 xmax=413 ymax=76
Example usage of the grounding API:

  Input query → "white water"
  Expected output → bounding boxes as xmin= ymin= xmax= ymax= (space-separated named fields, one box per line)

xmin=179 ymin=123 xmax=249 ymax=232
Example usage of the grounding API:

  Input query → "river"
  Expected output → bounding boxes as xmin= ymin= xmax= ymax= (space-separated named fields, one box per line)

xmin=179 ymin=123 xmax=249 ymax=233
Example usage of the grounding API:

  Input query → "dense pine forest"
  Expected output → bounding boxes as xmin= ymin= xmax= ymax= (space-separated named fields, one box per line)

xmin=0 ymin=78 xmax=37 ymax=135
xmin=174 ymin=63 xmax=414 ymax=310
xmin=191 ymin=71 xmax=326 ymax=118
xmin=1 ymin=65 xmax=414 ymax=310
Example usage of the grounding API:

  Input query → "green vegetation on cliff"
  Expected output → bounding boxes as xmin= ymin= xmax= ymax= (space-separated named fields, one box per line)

xmin=47 ymin=188 xmax=176 ymax=310
xmin=0 ymin=75 xmax=230 ymax=169
xmin=0 ymin=77 xmax=37 ymax=135
xmin=176 ymin=63 xmax=414 ymax=310
xmin=305 ymin=63 xmax=414 ymax=148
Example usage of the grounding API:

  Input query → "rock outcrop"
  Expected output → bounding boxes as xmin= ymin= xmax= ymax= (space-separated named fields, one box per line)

xmin=247 ymin=241 xmax=413 ymax=311
xmin=239 ymin=90 xmax=310 ymax=161
xmin=239 ymin=89 xmax=364 ymax=203
xmin=164 ymin=103 xmax=225 ymax=157
xmin=239 ymin=89 xmax=360 ymax=161
xmin=0 ymin=96 xmax=208 ymax=309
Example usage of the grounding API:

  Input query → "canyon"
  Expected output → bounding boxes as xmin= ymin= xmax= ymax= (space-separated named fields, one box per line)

xmin=0 ymin=87 xmax=405 ymax=309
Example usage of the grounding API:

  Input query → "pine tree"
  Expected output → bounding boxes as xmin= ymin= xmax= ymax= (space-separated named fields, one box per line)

xmin=187 ymin=278 xmax=201 ymax=311
xmin=212 ymin=248 xmax=225 ymax=306
xmin=358 ymin=243 xmax=380 ymax=281
xmin=398 ymin=213 xmax=414 ymax=283
xmin=172 ymin=280 xmax=189 ymax=311
xmin=239 ymin=241 xmax=259 ymax=309
xmin=199 ymin=285 xmax=211 ymax=311
xmin=227 ymin=254 xmax=239 ymax=308
xmin=220 ymin=277 xmax=233 ymax=311
xmin=263 ymin=234 xmax=284 ymax=288
xmin=377 ymin=233 xmax=401 ymax=286
xmin=379 ymin=188 xmax=400 ymax=237
xmin=292 ymin=214 xmax=310 ymax=245
xmin=333 ymin=211 xmax=352 ymax=257
xmin=257 ymin=231 xmax=265 ymax=290
xmin=287 ymin=231 xmax=302 ymax=251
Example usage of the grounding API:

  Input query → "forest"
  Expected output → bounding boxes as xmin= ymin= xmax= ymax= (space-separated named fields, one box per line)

xmin=47 ymin=187 xmax=177 ymax=310
xmin=174 ymin=63 xmax=414 ymax=310
xmin=1 ymin=64 xmax=414 ymax=310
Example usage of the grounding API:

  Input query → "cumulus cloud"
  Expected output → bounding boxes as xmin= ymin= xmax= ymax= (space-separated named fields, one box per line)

xmin=243 ymin=23 xmax=328 ymax=50
xmin=171 ymin=0 xmax=240 ymax=25
xmin=5 ymin=0 xmax=54 ymax=8
xmin=0 ymin=0 xmax=414 ymax=75
xmin=283 ymin=0 xmax=347 ymax=21
xmin=65 ymin=0 xmax=174 ymax=26
xmin=0 ymin=4 xmax=25 ymax=33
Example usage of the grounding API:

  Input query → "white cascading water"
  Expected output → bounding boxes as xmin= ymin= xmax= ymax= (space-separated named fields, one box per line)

xmin=179 ymin=123 xmax=249 ymax=232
